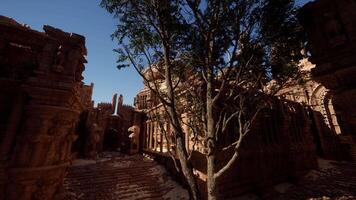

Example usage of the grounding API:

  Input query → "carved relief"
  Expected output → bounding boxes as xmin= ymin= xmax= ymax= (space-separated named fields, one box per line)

xmin=128 ymin=125 xmax=140 ymax=154
xmin=0 ymin=16 xmax=87 ymax=200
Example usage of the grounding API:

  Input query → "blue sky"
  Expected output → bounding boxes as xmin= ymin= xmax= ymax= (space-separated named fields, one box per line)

xmin=0 ymin=0 xmax=312 ymax=105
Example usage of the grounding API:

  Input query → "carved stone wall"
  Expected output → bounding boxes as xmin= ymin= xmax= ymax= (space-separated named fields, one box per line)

xmin=277 ymin=60 xmax=346 ymax=160
xmin=0 ymin=16 xmax=87 ymax=200
xmin=214 ymin=99 xmax=316 ymax=199
xmin=72 ymin=93 xmax=144 ymax=157
xmin=70 ymin=83 xmax=94 ymax=158
xmin=135 ymin=74 xmax=317 ymax=199
xmin=141 ymin=97 xmax=317 ymax=199
xmin=134 ymin=87 xmax=158 ymax=111
xmin=300 ymin=0 xmax=356 ymax=160
xmin=78 ymin=83 xmax=94 ymax=109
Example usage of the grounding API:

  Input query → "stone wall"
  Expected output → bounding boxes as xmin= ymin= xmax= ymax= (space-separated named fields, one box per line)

xmin=277 ymin=60 xmax=346 ymax=160
xmin=139 ymin=94 xmax=317 ymax=199
xmin=299 ymin=0 xmax=356 ymax=160
xmin=72 ymin=93 xmax=144 ymax=157
xmin=0 ymin=16 xmax=87 ymax=200
xmin=213 ymin=99 xmax=316 ymax=199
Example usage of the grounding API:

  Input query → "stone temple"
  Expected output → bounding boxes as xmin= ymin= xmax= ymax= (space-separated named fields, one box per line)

xmin=1 ymin=0 xmax=356 ymax=199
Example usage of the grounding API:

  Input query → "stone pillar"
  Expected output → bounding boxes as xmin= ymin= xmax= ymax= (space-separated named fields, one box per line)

xmin=154 ymin=121 xmax=158 ymax=151
xmin=166 ymin=123 xmax=171 ymax=152
xmin=146 ymin=122 xmax=150 ymax=149
xmin=160 ymin=124 xmax=163 ymax=153
xmin=149 ymin=122 xmax=153 ymax=149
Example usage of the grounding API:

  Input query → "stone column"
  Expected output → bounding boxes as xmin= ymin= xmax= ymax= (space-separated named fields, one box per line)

xmin=154 ymin=121 xmax=158 ymax=151
xmin=149 ymin=122 xmax=153 ymax=149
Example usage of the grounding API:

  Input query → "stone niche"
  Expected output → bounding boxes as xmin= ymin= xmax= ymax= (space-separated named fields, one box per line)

xmin=0 ymin=16 xmax=87 ymax=200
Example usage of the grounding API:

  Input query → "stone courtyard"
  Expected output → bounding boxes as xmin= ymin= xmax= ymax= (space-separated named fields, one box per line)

xmin=64 ymin=155 xmax=356 ymax=200
xmin=2 ymin=0 xmax=356 ymax=199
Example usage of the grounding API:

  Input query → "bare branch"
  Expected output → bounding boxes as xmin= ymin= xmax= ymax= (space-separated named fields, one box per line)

xmin=123 ymin=46 xmax=171 ymax=106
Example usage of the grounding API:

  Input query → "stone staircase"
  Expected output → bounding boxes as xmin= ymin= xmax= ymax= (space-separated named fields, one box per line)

xmin=64 ymin=153 xmax=188 ymax=200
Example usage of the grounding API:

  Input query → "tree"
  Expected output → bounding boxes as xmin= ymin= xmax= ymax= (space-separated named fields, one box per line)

xmin=101 ymin=0 xmax=304 ymax=199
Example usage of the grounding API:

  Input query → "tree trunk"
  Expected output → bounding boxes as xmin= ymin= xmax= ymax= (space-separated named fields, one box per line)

xmin=206 ymin=105 xmax=219 ymax=200
xmin=166 ymin=99 xmax=200 ymax=200
xmin=165 ymin=98 xmax=200 ymax=199
xmin=163 ymin=46 xmax=200 ymax=200
xmin=176 ymin=135 xmax=200 ymax=200
xmin=207 ymin=154 xmax=218 ymax=200
xmin=206 ymin=60 xmax=219 ymax=200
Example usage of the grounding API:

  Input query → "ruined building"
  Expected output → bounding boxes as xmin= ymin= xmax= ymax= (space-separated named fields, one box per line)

xmin=132 ymin=2 xmax=356 ymax=194
xmin=2 ymin=0 xmax=356 ymax=199
xmin=134 ymin=65 xmax=317 ymax=199
xmin=72 ymin=92 xmax=144 ymax=159
xmin=277 ymin=59 xmax=346 ymax=160
xmin=0 ymin=16 xmax=88 ymax=200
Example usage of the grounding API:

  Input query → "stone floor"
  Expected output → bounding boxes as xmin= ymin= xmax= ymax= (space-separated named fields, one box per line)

xmin=64 ymin=152 xmax=188 ymax=200
xmin=64 ymin=154 xmax=356 ymax=200
xmin=270 ymin=159 xmax=356 ymax=200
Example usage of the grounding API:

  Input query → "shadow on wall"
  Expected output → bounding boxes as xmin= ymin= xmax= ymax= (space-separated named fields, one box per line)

xmin=308 ymin=108 xmax=349 ymax=160
xmin=143 ymin=99 xmax=319 ymax=200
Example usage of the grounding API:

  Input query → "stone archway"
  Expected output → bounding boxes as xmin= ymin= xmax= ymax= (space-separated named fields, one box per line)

xmin=310 ymin=85 xmax=343 ymax=135
xmin=309 ymin=84 xmax=344 ymax=159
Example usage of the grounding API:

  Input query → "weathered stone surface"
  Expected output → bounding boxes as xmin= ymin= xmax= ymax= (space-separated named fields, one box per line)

xmin=64 ymin=153 xmax=189 ymax=200
xmin=0 ymin=16 xmax=88 ymax=200
xmin=72 ymin=93 xmax=144 ymax=158
xmin=135 ymin=68 xmax=317 ymax=199
xmin=300 ymin=0 xmax=356 ymax=160
xmin=277 ymin=60 xmax=347 ymax=160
